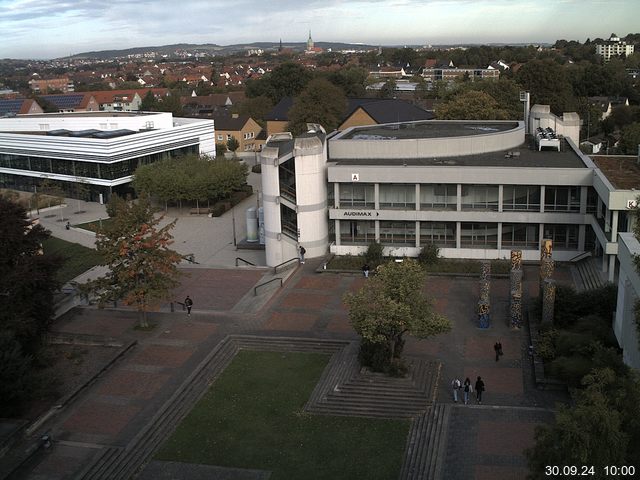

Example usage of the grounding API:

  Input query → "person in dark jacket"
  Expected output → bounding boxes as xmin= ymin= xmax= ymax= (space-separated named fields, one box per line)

xmin=475 ymin=376 xmax=485 ymax=404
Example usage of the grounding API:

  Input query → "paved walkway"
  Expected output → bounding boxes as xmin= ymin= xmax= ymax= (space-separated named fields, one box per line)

xmin=16 ymin=260 xmax=573 ymax=480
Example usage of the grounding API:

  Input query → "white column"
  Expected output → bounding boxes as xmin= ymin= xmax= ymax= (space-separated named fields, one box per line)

xmin=540 ymin=185 xmax=545 ymax=213
xmin=374 ymin=183 xmax=380 ymax=210
xmin=608 ymin=255 xmax=616 ymax=283
xmin=415 ymin=184 xmax=420 ymax=211
xmin=456 ymin=221 xmax=461 ymax=249
xmin=498 ymin=185 xmax=503 ymax=213
xmin=611 ymin=210 xmax=619 ymax=241
xmin=579 ymin=186 xmax=588 ymax=214
xmin=457 ymin=184 xmax=462 ymax=211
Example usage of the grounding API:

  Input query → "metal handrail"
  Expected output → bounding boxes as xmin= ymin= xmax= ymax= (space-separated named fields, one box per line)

xmin=235 ymin=257 xmax=256 ymax=267
xmin=273 ymin=257 xmax=299 ymax=274
xmin=254 ymin=277 xmax=283 ymax=296
xmin=182 ymin=254 xmax=199 ymax=264
xmin=568 ymin=251 xmax=592 ymax=263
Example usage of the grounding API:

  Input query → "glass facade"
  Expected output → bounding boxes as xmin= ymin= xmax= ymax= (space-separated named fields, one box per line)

xmin=281 ymin=204 xmax=298 ymax=240
xmin=502 ymin=223 xmax=539 ymax=249
xmin=379 ymin=184 xmax=415 ymax=209
xmin=502 ymin=185 xmax=541 ymax=211
xmin=461 ymin=185 xmax=499 ymax=211
xmin=339 ymin=183 xmax=374 ymax=208
xmin=340 ymin=220 xmax=375 ymax=245
xmin=544 ymin=186 xmax=580 ymax=212
xmin=544 ymin=224 xmax=579 ymax=249
xmin=420 ymin=184 xmax=456 ymax=210
xmin=420 ymin=221 xmax=456 ymax=247
xmin=460 ymin=223 xmax=499 ymax=248
xmin=278 ymin=158 xmax=296 ymax=202
xmin=379 ymin=221 xmax=415 ymax=245
xmin=0 ymin=145 xmax=198 ymax=181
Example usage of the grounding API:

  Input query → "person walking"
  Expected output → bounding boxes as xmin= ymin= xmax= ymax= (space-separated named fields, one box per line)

xmin=463 ymin=377 xmax=472 ymax=404
xmin=362 ymin=264 xmax=370 ymax=278
xmin=494 ymin=341 xmax=502 ymax=361
xmin=184 ymin=295 xmax=193 ymax=316
xmin=451 ymin=377 xmax=461 ymax=402
xmin=299 ymin=245 xmax=306 ymax=264
xmin=475 ymin=376 xmax=485 ymax=404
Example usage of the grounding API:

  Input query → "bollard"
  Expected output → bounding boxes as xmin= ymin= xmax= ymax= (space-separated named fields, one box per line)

xmin=170 ymin=302 xmax=174 ymax=313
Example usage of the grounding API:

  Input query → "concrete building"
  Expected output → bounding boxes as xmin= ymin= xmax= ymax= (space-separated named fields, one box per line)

xmin=0 ymin=111 xmax=215 ymax=202
xmin=614 ymin=233 xmax=640 ymax=369
xmin=258 ymin=106 xmax=635 ymax=284
xmin=596 ymin=34 xmax=635 ymax=62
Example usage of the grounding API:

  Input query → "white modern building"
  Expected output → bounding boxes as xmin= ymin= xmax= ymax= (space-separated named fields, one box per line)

xmin=596 ymin=34 xmax=635 ymax=62
xmin=259 ymin=106 xmax=638 ymax=286
xmin=614 ymin=232 xmax=640 ymax=369
xmin=0 ymin=111 xmax=215 ymax=201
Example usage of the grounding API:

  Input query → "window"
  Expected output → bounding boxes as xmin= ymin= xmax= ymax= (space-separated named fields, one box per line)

xmin=340 ymin=220 xmax=375 ymax=245
xmin=543 ymin=224 xmax=579 ymax=249
xmin=502 ymin=185 xmax=540 ymax=211
xmin=281 ymin=204 xmax=298 ymax=240
xmin=217 ymin=134 xmax=223 ymax=141
xmin=339 ymin=183 xmax=375 ymax=208
xmin=380 ymin=221 xmax=415 ymax=246
xmin=226 ymin=134 xmax=232 ymax=141
xmin=379 ymin=184 xmax=415 ymax=209
xmin=420 ymin=184 xmax=456 ymax=210
xmin=420 ymin=222 xmax=456 ymax=247
xmin=461 ymin=185 xmax=499 ymax=211
xmin=460 ymin=223 xmax=498 ymax=248
xmin=544 ymin=186 xmax=580 ymax=212
xmin=502 ymin=223 xmax=539 ymax=249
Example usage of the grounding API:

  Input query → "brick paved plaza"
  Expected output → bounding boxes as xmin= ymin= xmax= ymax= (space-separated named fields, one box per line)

xmin=17 ymin=263 xmax=573 ymax=480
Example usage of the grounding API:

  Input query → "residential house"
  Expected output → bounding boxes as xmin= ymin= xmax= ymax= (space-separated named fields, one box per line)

xmin=88 ymin=90 xmax=143 ymax=112
xmin=38 ymin=93 xmax=99 ymax=112
xmin=28 ymin=76 xmax=74 ymax=93
xmin=213 ymin=113 xmax=263 ymax=152
xmin=0 ymin=98 xmax=44 ymax=117
xmin=588 ymin=96 xmax=630 ymax=120
xmin=182 ymin=92 xmax=246 ymax=117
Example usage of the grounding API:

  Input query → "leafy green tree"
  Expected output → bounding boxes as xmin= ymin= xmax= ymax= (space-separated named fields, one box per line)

xmin=250 ymin=62 xmax=314 ymax=104
xmin=156 ymin=90 xmax=183 ymax=116
xmin=327 ymin=65 xmax=368 ymax=97
xmin=619 ymin=122 xmax=640 ymax=154
xmin=226 ymin=136 xmax=240 ymax=153
xmin=286 ymin=78 xmax=347 ymax=135
xmin=82 ymin=195 xmax=182 ymax=328
xmin=0 ymin=332 xmax=34 ymax=416
xmin=237 ymin=95 xmax=273 ymax=127
xmin=344 ymin=259 xmax=450 ymax=371
xmin=0 ymin=197 xmax=60 ymax=354
xmin=377 ymin=78 xmax=397 ymax=98
xmin=436 ymin=90 xmax=511 ymax=120
xmin=526 ymin=369 xmax=632 ymax=479
xmin=140 ymin=90 xmax=158 ymax=111
xmin=515 ymin=59 xmax=577 ymax=114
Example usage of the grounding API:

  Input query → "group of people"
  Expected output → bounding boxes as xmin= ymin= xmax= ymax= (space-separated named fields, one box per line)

xmin=451 ymin=376 xmax=485 ymax=404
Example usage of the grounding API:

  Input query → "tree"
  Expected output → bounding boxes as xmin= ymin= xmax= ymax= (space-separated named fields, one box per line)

xmin=526 ymin=368 xmax=634 ymax=478
xmin=286 ymin=78 xmax=347 ymax=135
xmin=619 ymin=122 xmax=640 ymax=154
xmin=237 ymin=95 xmax=273 ymax=127
xmin=515 ymin=59 xmax=577 ymax=114
xmin=344 ymin=259 xmax=450 ymax=372
xmin=140 ymin=90 xmax=158 ymax=111
xmin=247 ymin=62 xmax=314 ymax=104
xmin=377 ymin=78 xmax=397 ymax=98
xmin=226 ymin=136 xmax=240 ymax=153
xmin=436 ymin=90 xmax=511 ymax=120
xmin=0 ymin=197 xmax=61 ymax=414
xmin=82 ymin=195 xmax=182 ymax=328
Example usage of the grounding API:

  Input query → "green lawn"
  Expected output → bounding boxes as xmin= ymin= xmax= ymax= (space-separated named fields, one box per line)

xmin=156 ymin=350 xmax=410 ymax=480
xmin=42 ymin=237 xmax=103 ymax=284
xmin=73 ymin=217 xmax=114 ymax=233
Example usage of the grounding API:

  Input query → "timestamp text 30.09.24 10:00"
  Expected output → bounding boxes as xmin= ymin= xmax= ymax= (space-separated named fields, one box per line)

xmin=545 ymin=465 xmax=636 ymax=476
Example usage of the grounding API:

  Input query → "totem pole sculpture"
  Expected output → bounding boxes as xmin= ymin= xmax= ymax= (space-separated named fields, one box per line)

xmin=539 ymin=239 xmax=556 ymax=324
xmin=510 ymin=250 xmax=523 ymax=328
xmin=478 ymin=261 xmax=491 ymax=328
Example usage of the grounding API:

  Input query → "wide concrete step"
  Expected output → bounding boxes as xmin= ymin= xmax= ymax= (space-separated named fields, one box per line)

xmin=399 ymin=403 xmax=451 ymax=480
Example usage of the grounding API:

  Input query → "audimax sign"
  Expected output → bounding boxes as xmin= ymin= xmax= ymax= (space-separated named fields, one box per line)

xmin=341 ymin=210 xmax=380 ymax=217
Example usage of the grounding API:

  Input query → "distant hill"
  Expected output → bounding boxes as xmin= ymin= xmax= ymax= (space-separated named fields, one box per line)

xmin=66 ymin=42 xmax=380 ymax=60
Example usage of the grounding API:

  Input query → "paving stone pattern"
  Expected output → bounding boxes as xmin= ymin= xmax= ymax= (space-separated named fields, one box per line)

xmin=17 ymin=261 xmax=575 ymax=480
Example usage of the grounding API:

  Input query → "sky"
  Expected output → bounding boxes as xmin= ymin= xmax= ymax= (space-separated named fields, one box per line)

xmin=1 ymin=0 xmax=639 ymax=60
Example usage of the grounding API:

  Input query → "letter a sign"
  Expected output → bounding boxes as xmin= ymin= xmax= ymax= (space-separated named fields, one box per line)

xmin=351 ymin=173 xmax=360 ymax=182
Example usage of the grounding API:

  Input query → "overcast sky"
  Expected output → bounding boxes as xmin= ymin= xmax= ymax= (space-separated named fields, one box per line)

xmin=1 ymin=0 xmax=639 ymax=59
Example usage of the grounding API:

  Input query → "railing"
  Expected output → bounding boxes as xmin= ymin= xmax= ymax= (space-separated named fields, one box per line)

xmin=273 ymin=257 xmax=299 ymax=274
xmin=181 ymin=253 xmax=199 ymax=264
xmin=254 ymin=277 xmax=283 ymax=296
xmin=569 ymin=251 xmax=592 ymax=263
xmin=235 ymin=257 xmax=256 ymax=267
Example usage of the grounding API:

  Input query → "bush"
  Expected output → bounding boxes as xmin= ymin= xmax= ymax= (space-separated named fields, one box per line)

xmin=537 ymin=327 xmax=558 ymax=362
xmin=364 ymin=242 xmax=384 ymax=264
xmin=417 ymin=243 xmax=439 ymax=266
xmin=548 ymin=355 xmax=593 ymax=386
xmin=252 ymin=164 xmax=262 ymax=173
xmin=554 ymin=331 xmax=596 ymax=357
xmin=358 ymin=339 xmax=406 ymax=374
